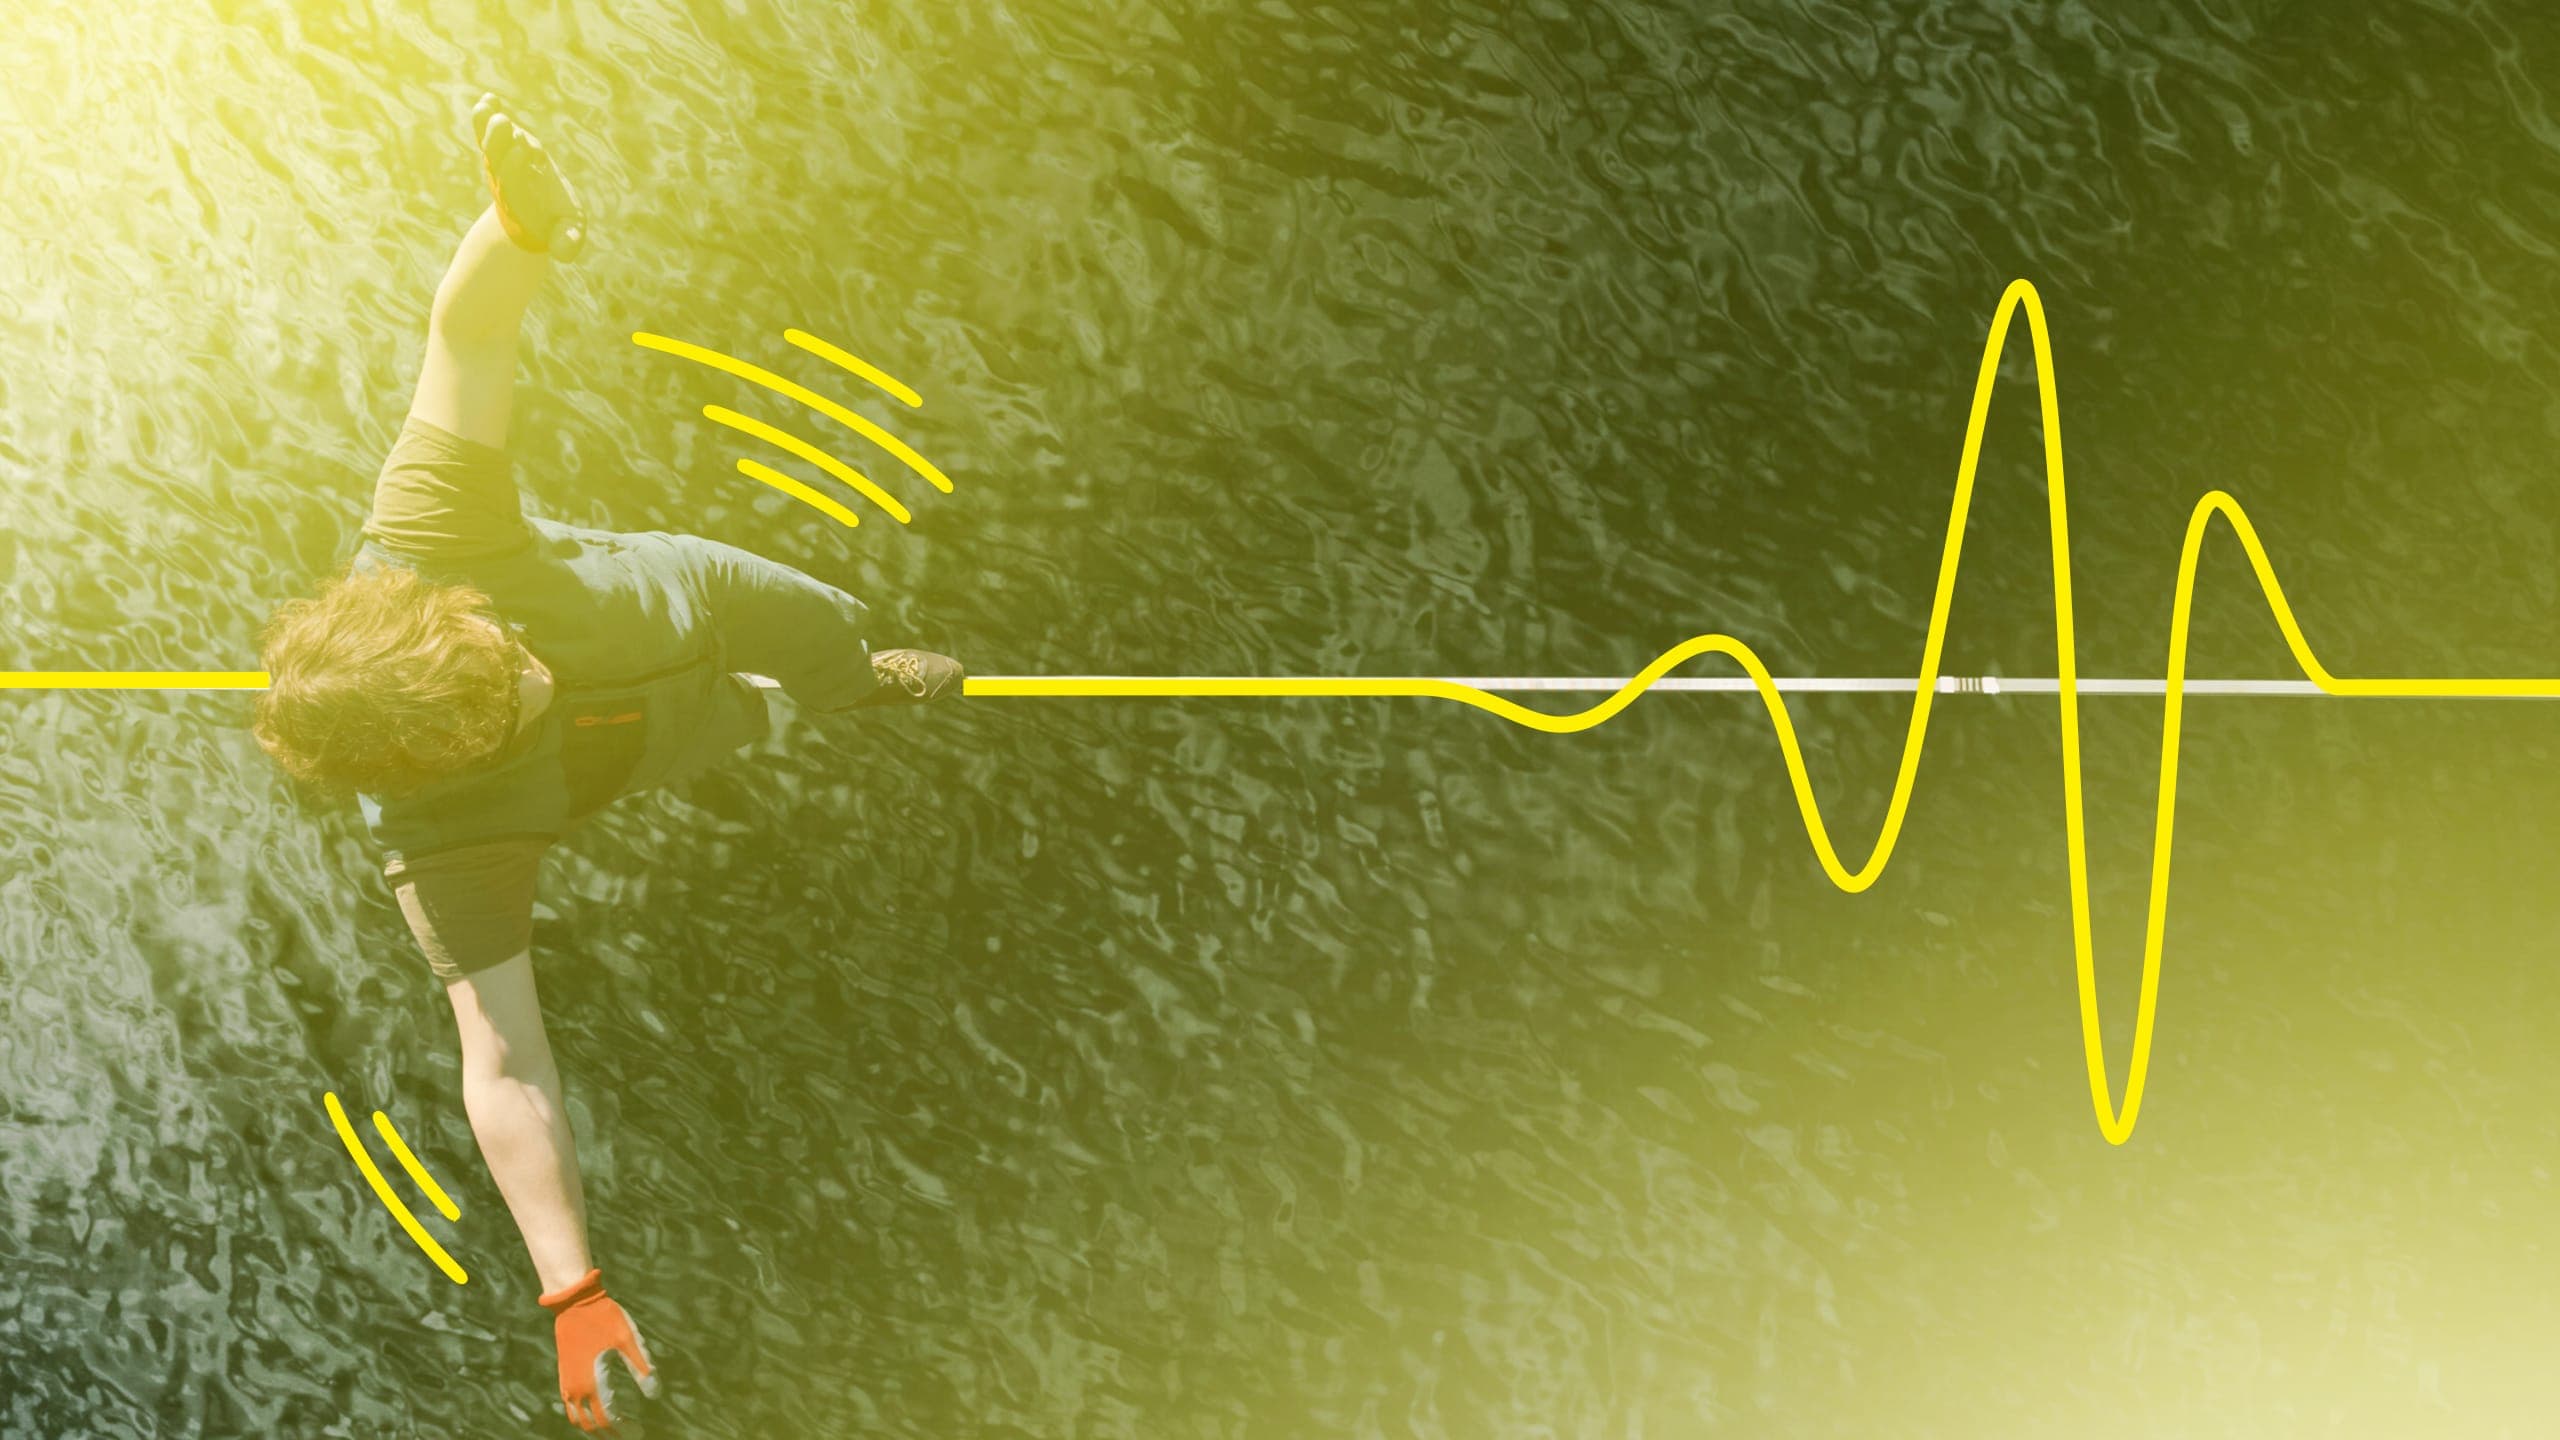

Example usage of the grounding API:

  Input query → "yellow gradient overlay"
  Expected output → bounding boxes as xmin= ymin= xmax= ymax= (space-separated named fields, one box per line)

xmin=966 ymin=278 xmax=2560 ymax=1144
xmin=325 ymin=1092 xmax=467 ymax=1284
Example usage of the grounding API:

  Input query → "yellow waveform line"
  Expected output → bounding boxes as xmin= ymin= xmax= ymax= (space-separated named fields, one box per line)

xmin=324 ymin=1092 xmax=468 ymax=1284
xmin=967 ymin=277 xmax=2560 ymax=1146
xmin=371 ymin=1109 xmax=461 ymax=1222
xmin=736 ymin=456 xmax=862 ymax=528
xmin=633 ymin=330 xmax=953 ymax=492
xmin=703 ymin=404 xmax=911 ymax=523
xmin=0 ymin=671 xmax=268 ymax=689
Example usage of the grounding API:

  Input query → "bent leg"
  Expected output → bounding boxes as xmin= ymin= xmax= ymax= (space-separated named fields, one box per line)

xmin=667 ymin=536 xmax=880 ymax=711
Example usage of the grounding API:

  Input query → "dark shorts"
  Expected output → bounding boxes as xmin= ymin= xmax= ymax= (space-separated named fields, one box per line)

xmin=567 ymin=531 xmax=883 ymax=805
xmin=650 ymin=531 xmax=880 ymax=712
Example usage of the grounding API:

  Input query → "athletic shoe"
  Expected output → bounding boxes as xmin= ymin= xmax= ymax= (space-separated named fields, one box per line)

xmin=473 ymin=93 xmax=588 ymax=261
xmin=848 ymin=648 xmax=965 ymax=708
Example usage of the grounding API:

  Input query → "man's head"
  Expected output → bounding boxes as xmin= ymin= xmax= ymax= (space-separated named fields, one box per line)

xmin=252 ymin=564 xmax=523 ymax=797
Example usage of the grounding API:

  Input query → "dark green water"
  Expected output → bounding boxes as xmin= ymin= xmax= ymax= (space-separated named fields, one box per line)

xmin=10 ymin=0 xmax=2560 ymax=1434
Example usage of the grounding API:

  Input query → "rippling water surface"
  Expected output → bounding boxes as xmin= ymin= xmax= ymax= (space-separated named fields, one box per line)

xmin=11 ymin=1 xmax=2560 ymax=1435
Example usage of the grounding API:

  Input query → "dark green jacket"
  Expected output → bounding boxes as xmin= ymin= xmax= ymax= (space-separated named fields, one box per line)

xmin=353 ymin=517 xmax=767 ymax=865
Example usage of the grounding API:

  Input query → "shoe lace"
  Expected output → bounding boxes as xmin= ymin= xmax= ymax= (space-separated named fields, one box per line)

xmin=875 ymin=650 xmax=927 ymax=694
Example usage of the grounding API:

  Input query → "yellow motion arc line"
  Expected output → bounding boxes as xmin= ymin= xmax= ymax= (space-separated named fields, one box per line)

xmin=371 ymin=1109 xmax=461 ymax=1222
xmin=736 ymin=455 xmax=862 ymax=528
xmin=966 ymin=277 xmax=2560 ymax=1145
xmin=632 ymin=330 xmax=952 ymax=492
xmin=703 ymin=404 xmax=912 ymax=524
xmin=325 ymin=1092 xmax=468 ymax=1284
xmin=785 ymin=327 xmax=923 ymax=409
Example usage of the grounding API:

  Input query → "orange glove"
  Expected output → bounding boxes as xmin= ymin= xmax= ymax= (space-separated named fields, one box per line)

xmin=539 ymin=1268 xmax=658 ymax=1431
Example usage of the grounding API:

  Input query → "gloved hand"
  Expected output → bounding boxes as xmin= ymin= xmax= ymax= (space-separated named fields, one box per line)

xmin=539 ymin=1267 xmax=658 ymax=1431
xmin=472 ymin=92 xmax=589 ymax=261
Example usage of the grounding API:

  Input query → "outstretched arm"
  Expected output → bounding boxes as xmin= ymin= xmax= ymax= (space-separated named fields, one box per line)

xmin=449 ymin=952 xmax=657 ymax=1431
xmin=446 ymin=952 xmax=593 ymax=1291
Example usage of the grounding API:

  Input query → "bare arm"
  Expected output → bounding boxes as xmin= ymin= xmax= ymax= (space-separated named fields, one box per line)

xmin=446 ymin=952 xmax=595 ymax=1292
xmin=409 ymin=204 xmax=549 ymax=449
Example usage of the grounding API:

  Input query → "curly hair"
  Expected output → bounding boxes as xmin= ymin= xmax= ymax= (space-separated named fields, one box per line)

xmin=252 ymin=564 xmax=523 ymax=797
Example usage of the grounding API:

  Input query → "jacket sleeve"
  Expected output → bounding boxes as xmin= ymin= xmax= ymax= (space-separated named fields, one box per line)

xmin=386 ymin=838 xmax=549 ymax=982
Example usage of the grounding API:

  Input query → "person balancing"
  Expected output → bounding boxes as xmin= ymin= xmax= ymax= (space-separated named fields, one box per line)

xmin=250 ymin=95 xmax=962 ymax=1431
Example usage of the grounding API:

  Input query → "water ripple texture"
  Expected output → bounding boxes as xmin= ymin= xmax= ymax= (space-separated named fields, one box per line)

xmin=10 ymin=1 xmax=2560 ymax=1436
